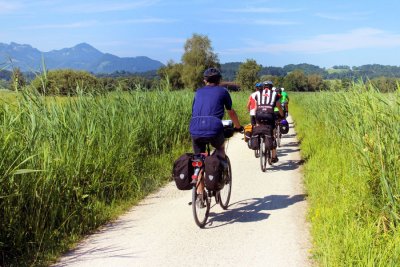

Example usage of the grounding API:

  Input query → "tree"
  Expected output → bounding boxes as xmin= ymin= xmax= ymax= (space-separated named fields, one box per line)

xmin=307 ymin=74 xmax=325 ymax=91
xmin=235 ymin=59 xmax=261 ymax=91
xmin=157 ymin=60 xmax=184 ymax=89
xmin=259 ymin=75 xmax=284 ymax=88
xmin=31 ymin=69 xmax=99 ymax=95
xmin=181 ymin=34 xmax=219 ymax=90
xmin=283 ymin=70 xmax=308 ymax=91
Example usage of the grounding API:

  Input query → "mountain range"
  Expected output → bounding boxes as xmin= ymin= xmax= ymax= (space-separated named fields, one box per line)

xmin=0 ymin=42 xmax=164 ymax=74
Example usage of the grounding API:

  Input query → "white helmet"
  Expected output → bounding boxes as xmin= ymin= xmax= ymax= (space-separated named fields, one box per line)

xmin=281 ymin=87 xmax=285 ymax=91
xmin=272 ymin=87 xmax=276 ymax=91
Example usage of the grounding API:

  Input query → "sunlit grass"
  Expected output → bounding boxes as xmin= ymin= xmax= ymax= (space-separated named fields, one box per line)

xmin=0 ymin=88 xmax=194 ymax=265
xmin=0 ymin=87 xmax=250 ymax=266
xmin=290 ymin=84 xmax=400 ymax=265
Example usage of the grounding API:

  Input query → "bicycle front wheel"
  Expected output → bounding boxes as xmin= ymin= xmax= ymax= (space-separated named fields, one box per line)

xmin=218 ymin=156 xmax=232 ymax=209
xmin=276 ymin=126 xmax=281 ymax=147
xmin=260 ymin=136 xmax=267 ymax=172
xmin=192 ymin=186 xmax=210 ymax=228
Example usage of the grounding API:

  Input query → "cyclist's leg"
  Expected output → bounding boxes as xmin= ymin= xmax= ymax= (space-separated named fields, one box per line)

xmin=192 ymin=137 xmax=207 ymax=194
xmin=284 ymin=102 xmax=289 ymax=117
xmin=192 ymin=137 xmax=207 ymax=154
xmin=210 ymin=131 xmax=226 ymax=159
xmin=250 ymin=115 xmax=256 ymax=126
xmin=270 ymin=121 xmax=279 ymax=163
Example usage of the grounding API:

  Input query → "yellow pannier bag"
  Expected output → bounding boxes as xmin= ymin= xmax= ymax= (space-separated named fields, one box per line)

xmin=244 ymin=124 xmax=253 ymax=142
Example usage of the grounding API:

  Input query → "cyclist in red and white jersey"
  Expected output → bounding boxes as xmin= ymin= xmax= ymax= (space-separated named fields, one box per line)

xmin=246 ymin=82 xmax=263 ymax=126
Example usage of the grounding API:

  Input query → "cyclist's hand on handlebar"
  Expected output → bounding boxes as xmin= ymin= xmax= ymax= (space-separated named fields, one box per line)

xmin=234 ymin=126 xmax=244 ymax=133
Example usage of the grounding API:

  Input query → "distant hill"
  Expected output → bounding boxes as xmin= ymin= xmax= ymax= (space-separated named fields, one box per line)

xmin=220 ymin=62 xmax=400 ymax=80
xmin=0 ymin=42 xmax=164 ymax=74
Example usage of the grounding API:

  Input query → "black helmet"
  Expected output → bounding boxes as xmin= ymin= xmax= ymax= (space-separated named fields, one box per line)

xmin=203 ymin=67 xmax=222 ymax=83
xmin=263 ymin=80 xmax=273 ymax=89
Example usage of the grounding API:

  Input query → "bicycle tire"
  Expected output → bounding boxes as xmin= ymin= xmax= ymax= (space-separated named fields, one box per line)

xmin=260 ymin=136 xmax=267 ymax=172
xmin=254 ymin=148 xmax=260 ymax=158
xmin=192 ymin=185 xmax=210 ymax=228
xmin=267 ymin=148 xmax=272 ymax=165
xmin=276 ymin=125 xmax=281 ymax=147
xmin=218 ymin=156 xmax=232 ymax=209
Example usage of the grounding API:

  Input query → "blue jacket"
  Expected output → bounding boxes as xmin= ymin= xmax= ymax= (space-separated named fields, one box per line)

xmin=190 ymin=85 xmax=232 ymax=137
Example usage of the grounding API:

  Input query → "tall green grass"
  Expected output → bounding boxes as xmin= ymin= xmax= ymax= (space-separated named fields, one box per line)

xmin=0 ymin=87 xmax=250 ymax=266
xmin=290 ymin=84 xmax=400 ymax=265
xmin=0 ymin=89 xmax=194 ymax=266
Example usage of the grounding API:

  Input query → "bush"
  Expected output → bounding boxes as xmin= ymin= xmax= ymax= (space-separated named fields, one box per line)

xmin=30 ymin=69 xmax=100 ymax=95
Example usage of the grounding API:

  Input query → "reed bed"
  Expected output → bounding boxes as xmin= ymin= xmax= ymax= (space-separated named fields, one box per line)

xmin=0 ymin=89 xmax=193 ymax=266
xmin=290 ymin=84 xmax=400 ymax=265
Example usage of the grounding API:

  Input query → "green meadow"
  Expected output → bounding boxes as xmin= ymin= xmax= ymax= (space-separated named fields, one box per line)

xmin=290 ymin=85 xmax=400 ymax=265
xmin=2 ymin=83 xmax=399 ymax=266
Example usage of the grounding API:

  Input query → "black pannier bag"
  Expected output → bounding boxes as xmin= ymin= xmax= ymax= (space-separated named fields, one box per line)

xmin=249 ymin=135 xmax=260 ymax=150
xmin=204 ymin=154 xmax=225 ymax=191
xmin=255 ymin=105 xmax=274 ymax=124
xmin=253 ymin=125 xmax=275 ymax=149
xmin=172 ymin=153 xmax=194 ymax=190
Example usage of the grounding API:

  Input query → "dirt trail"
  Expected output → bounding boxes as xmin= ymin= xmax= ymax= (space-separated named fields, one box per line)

xmin=53 ymin=116 xmax=311 ymax=267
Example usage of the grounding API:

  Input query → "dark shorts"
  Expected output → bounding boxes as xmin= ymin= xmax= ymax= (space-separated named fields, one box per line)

xmin=250 ymin=115 xmax=256 ymax=126
xmin=256 ymin=113 xmax=276 ymax=128
xmin=192 ymin=132 xmax=225 ymax=154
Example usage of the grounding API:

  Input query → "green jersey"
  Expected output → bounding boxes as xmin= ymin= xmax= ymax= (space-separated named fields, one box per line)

xmin=280 ymin=91 xmax=289 ymax=103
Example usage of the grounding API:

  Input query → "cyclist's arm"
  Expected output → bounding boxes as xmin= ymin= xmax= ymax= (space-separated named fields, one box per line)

xmin=276 ymin=101 xmax=284 ymax=118
xmin=227 ymin=109 xmax=241 ymax=129
xmin=246 ymin=97 xmax=251 ymax=111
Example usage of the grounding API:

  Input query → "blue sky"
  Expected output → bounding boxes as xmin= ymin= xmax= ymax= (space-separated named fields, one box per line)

xmin=1 ymin=0 xmax=400 ymax=68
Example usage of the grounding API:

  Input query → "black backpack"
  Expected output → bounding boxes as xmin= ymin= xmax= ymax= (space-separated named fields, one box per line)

xmin=204 ymin=154 xmax=225 ymax=191
xmin=172 ymin=153 xmax=194 ymax=190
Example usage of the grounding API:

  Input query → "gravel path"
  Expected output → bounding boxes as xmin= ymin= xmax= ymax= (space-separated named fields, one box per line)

xmin=53 ymin=116 xmax=311 ymax=267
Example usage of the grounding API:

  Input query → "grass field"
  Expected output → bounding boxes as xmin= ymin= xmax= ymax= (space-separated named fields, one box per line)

xmin=0 ymin=88 xmax=250 ymax=266
xmin=290 ymin=85 xmax=400 ymax=265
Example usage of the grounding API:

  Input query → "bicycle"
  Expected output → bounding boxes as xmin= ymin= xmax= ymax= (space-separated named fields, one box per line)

xmin=190 ymin=120 xmax=235 ymax=228
xmin=275 ymin=120 xmax=282 ymax=148
xmin=253 ymin=124 xmax=273 ymax=172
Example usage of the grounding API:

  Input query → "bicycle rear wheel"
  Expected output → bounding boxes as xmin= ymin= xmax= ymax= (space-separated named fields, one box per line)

xmin=254 ymin=148 xmax=260 ymax=158
xmin=276 ymin=126 xmax=281 ymax=147
xmin=218 ymin=156 xmax=232 ymax=209
xmin=260 ymin=136 xmax=267 ymax=172
xmin=192 ymin=186 xmax=210 ymax=228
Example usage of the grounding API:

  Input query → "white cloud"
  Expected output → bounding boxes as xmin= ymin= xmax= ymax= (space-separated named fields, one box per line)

xmin=22 ymin=20 xmax=98 ymax=29
xmin=223 ymin=7 xmax=303 ymax=13
xmin=109 ymin=18 xmax=177 ymax=25
xmin=211 ymin=18 xmax=297 ymax=26
xmin=0 ymin=1 xmax=22 ymax=13
xmin=315 ymin=12 xmax=371 ymax=21
xmin=60 ymin=0 xmax=159 ymax=14
xmin=222 ymin=28 xmax=400 ymax=55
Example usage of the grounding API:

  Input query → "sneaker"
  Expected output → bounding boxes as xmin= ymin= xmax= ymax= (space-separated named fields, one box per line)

xmin=196 ymin=194 xmax=206 ymax=208
xmin=271 ymin=157 xmax=279 ymax=163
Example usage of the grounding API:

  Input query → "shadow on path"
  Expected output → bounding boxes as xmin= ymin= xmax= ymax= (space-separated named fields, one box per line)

xmin=206 ymin=194 xmax=306 ymax=229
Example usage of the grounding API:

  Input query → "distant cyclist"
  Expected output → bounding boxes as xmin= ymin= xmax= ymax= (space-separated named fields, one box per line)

xmin=189 ymin=67 xmax=243 ymax=194
xmin=247 ymin=82 xmax=263 ymax=126
xmin=254 ymin=80 xmax=284 ymax=163
xmin=280 ymin=88 xmax=289 ymax=117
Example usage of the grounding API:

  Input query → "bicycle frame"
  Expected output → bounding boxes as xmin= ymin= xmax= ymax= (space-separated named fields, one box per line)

xmin=190 ymin=139 xmax=233 ymax=228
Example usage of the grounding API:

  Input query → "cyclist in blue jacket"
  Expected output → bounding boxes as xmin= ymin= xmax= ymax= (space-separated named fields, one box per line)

xmin=190 ymin=68 xmax=242 ymax=194
xmin=190 ymin=67 xmax=242 ymax=157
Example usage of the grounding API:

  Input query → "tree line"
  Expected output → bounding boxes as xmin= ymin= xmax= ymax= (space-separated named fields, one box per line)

xmin=1 ymin=34 xmax=399 ymax=94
